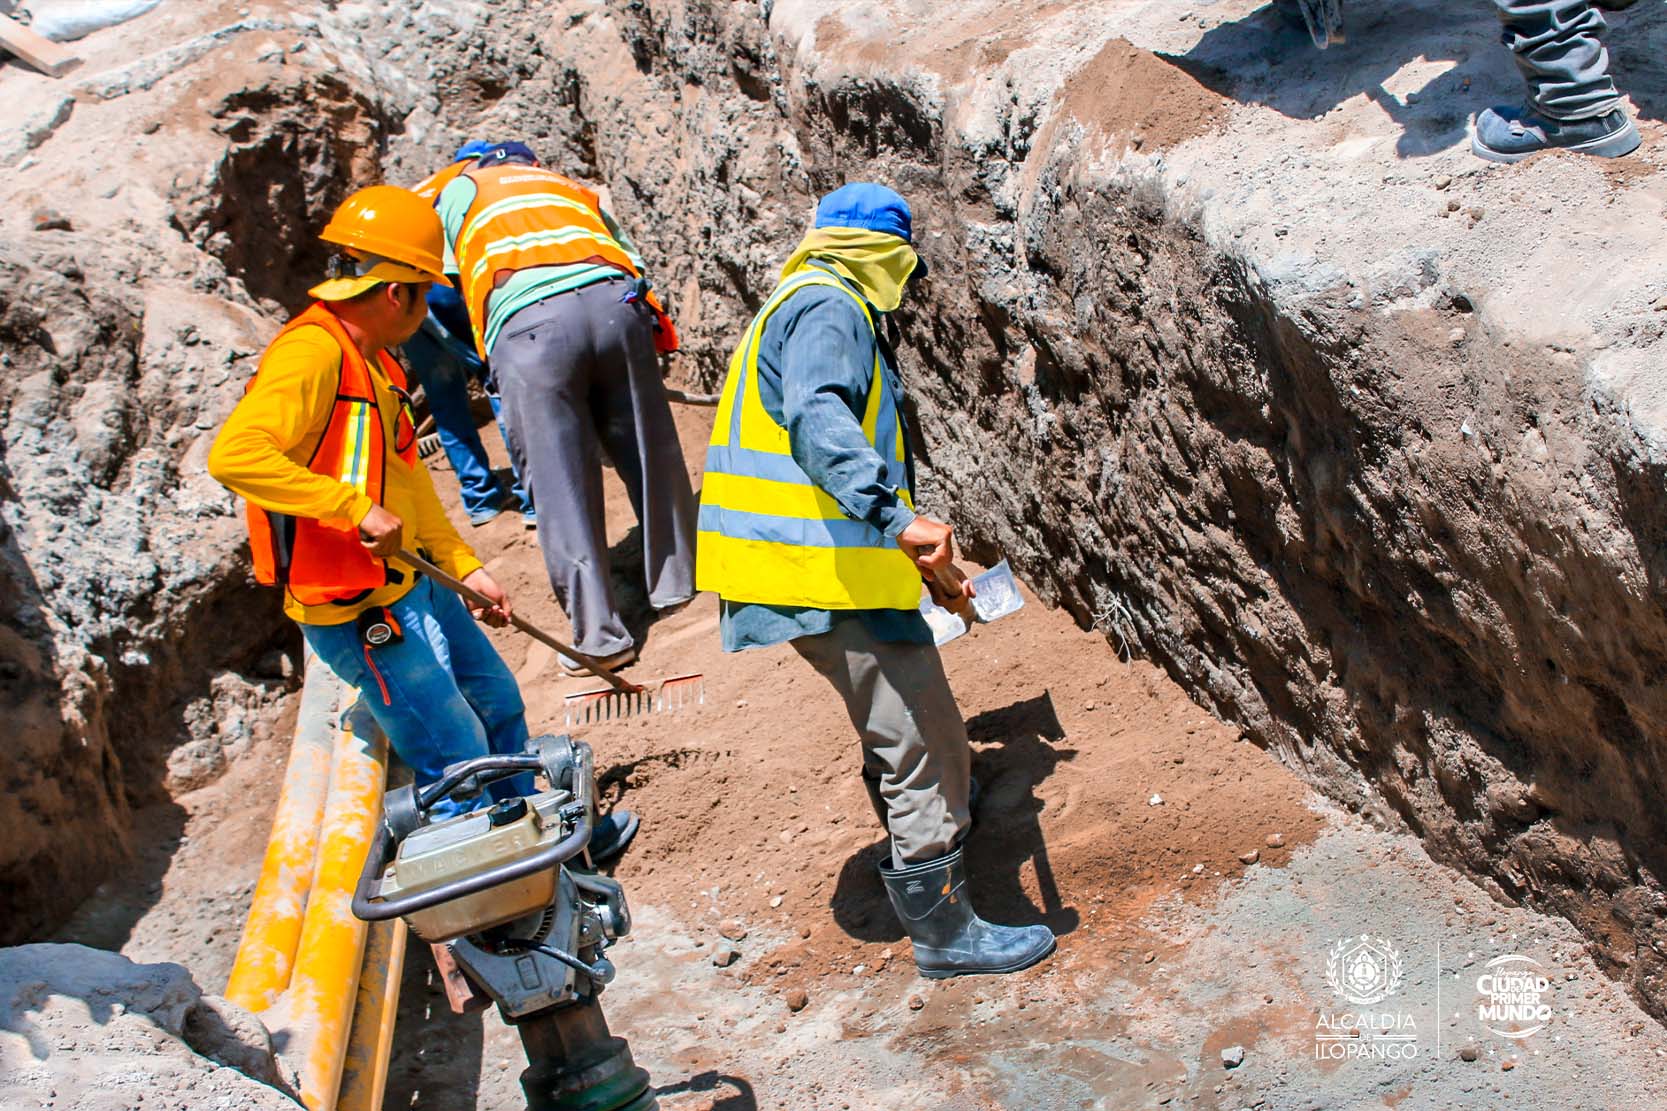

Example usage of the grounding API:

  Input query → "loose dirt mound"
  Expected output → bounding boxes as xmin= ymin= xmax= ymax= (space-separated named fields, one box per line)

xmin=1057 ymin=38 xmax=1229 ymax=153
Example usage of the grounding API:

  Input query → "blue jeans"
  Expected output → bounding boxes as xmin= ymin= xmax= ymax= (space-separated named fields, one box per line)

xmin=402 ymin=319 xmax=531 ymax=521
xmin=300 ymin=576 xmax=534 ymax=817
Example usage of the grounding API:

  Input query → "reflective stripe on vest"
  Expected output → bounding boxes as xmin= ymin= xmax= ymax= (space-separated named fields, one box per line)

xmin=695 ymin=269 xmax=920 ymax=611
xmin=243 ymin=303 xmax=417 ymax=607
xmin=452 ymin=164 xmax=676 ymax=357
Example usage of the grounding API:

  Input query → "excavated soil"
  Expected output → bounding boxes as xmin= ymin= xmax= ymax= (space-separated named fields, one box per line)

xmin=62 ymin=407 xmax=1667 ymax=1110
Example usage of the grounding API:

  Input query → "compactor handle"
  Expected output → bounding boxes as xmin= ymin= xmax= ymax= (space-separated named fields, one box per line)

xmin=350 ymin=741 xmax=596 ymax=923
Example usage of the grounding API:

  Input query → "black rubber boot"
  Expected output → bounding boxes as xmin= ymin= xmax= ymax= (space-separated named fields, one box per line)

xmin=879 ymin=847 xmax=1055 ymax=979
xmin=862 ymin=773 xmax=981 ymax=832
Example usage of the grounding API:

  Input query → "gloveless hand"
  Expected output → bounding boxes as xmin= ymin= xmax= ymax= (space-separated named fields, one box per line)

xmin=462 ymin=568 xmax=512 ymax=626
xmin=358 ymin=504 xmax=404 ymax=559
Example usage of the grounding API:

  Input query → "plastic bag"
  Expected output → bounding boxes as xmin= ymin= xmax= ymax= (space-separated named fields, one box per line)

xmin=25 ymin=0 xmax=163 ymax=42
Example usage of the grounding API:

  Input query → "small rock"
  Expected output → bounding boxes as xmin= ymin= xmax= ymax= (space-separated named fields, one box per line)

xmin=908 ymin=994 xmax=925 ymax=1011
xmin=1501 ymin=1058 xmax=1516 ymax=1072
xmin=799 ymin=926 xmax=812 ymax=939
xmin=1653 ymin=295 xmax=1667 ymax=312
xmin=1459 ymin=1043 xmax=1480 ymax=1062
xmin=1221 ymin=1045 xmax=1245 ymax=1069
xmin=1238 ymin=850 xmax=1260 ymax=866
xmin=1085 ymin=702 xmax=1097 ymax=711
xmin=719 ymin=922 xmax=748 ymax=942
xmin=1447 ymin=199 xmax=1461 ymax=212
xmin=1143 ymin=951 xmax=1157 ymax=964
xmin=769 ymin=895 xmax=784 ymax=908
xmin=32 ymin=207 xmax=71 ymax=231
xmin=852 ymin=964 xmax=867 ymax=975
xmin=711 ymin=946 xmax=740 ymax=968
xmin=778 ymin=830 xmax=794 ymax=844
xmin=1172 ymin=754 xmax=1185 ymax=765
xmin=1191 ymin=863 xmax=1205 ymax=875
xmin=1434 ymin=174 xmax=1453 ymax=190
xmin=1449 ymin=326 xmax=1466 ymax=345
xmin=880 ymin=948 xmax=893 ymax=961
xmin=735 ymin=699 xmax=749 ymax=709
xmin=1468 ymin=207 xmax=1485 ymax=222
xmin=1148 ymin=794 xmax=1164 ymax=807
xmin=785 ymin=988 xmax=809 ymax=1012
xmin=1265 ymin=832 xmax=1284 ymax=849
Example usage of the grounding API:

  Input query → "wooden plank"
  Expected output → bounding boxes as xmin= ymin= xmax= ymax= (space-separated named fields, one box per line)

xmin=0 ymin=13 xmax=81 ymax=77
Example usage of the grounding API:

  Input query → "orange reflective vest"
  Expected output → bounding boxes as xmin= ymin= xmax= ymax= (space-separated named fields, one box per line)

xmin=453 ymin=163 xmax=679 ymax=357
xmin=410 ymin=159 xmax=471 ymax=204
xmin=244 ymin=303 xmax=417 ymax=606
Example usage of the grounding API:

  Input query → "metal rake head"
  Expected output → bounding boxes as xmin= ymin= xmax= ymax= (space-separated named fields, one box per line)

xmin=563 ymin=673 xmax=705 ymax=726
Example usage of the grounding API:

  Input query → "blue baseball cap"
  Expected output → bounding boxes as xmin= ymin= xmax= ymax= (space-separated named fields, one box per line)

xmin=476 ymin=141 xmax=539 ymax=168
xmin=451 ymin=139 xmax=495 ymax=163
xmin=815 ymin=182 xmax=915 ymax=242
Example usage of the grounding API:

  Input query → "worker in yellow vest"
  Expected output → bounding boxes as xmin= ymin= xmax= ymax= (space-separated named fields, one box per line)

xmin=697 ymin=183 xmax=1055 ymax=978
xmin=436 ymin=141 xmax=697 ymax=675
xmin=207 ymin=185 xmax=637 ymax=857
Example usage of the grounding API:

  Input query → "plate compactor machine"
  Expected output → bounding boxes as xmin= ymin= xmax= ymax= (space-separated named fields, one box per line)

xmin=353 ymin=733 xmax=656 ymax=1111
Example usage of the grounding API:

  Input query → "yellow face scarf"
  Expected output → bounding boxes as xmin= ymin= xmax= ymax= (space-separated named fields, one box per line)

xmin=779 ymin=226 xmax=921 ymax=313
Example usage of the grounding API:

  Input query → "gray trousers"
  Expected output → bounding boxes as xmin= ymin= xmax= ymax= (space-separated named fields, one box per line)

xmin=1495 ymin=0 xmax=1622 ymax=120
xmin=792 ymin=619 xmax=972 ymax=867
xmin=490 ymin=279 xmax=697 ymax=656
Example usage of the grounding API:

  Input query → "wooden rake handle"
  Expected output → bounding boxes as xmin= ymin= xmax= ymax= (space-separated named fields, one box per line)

xmin=395 ymin=549 xmax=638 ymax=695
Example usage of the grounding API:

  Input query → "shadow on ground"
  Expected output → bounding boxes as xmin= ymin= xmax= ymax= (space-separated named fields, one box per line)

xmin=826 ymin=691 xmax=1080 ymax=943
xmin=1164 ymin=0 xmax=1667 ymax=158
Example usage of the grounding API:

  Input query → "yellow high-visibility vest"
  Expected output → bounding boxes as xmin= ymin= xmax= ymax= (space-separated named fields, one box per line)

xmin=696 ymin=268 xmax=921 ymax=610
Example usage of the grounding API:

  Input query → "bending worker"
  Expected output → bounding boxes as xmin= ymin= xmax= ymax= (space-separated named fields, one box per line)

xmin=437 ymin=141 xmax=698 ymax=674
xmin=404 ymin=140 xmax=533 ymax=528
xmin=207 ymin=185 xmax=635 ymax=856
xmin=696 ymin=183 xmax=1055 ymax=978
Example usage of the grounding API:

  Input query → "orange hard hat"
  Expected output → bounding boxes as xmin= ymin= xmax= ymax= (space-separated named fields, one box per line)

xmin=316 ymin=185 xmax=449 ymax=284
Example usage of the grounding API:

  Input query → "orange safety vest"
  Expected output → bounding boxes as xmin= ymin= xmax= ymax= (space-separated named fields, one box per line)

xmin=453 ymin=162 xmax=679 ymax=357
xmin=243 ymin=303 xmax=417 ymax=607
xmin=410 ymin=159 xmax=471 ymax=204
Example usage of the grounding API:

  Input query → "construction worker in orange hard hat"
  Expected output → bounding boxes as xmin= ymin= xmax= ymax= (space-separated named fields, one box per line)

xmin=208 ymin=183 xmax=640 ymax=857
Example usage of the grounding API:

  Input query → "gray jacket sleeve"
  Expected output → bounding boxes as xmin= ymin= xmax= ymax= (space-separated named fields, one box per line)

xmin=775 ymin=289 xmax=917 ymax=540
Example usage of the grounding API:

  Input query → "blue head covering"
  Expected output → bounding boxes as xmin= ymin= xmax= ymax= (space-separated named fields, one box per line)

xmin=451 ymin=139 xmax=496 ymax=163
xmin=814 ymin=183 xmax=915 ymax=242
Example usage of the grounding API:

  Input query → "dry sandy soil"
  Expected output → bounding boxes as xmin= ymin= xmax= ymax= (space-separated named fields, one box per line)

xmin=56 ymin=402 xmax=1667 ymax=1110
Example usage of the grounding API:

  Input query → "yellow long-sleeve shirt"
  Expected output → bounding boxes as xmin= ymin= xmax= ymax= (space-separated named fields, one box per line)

xmin=207 ymin=321 xmax=483 ymax=626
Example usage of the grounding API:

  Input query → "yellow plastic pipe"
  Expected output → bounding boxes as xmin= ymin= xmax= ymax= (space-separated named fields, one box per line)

xmin=225 ymin=655 xmax=347 ymax=1011
xmin=336 ymin=916 xmax=407 ymax=1111
xmin=280 ymin=701 xmax=389 ymax=1111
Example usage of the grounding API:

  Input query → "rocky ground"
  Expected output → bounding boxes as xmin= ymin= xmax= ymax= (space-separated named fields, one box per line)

xmin=54 ymin=408 xmax=1667 ymax=1110
xmin=10 ymin=0 xmax=1667 ymax=1104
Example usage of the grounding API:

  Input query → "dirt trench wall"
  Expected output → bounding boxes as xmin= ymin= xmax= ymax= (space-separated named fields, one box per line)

xmin=395 ymin=0 xmax=1667 ymax=1014
xmin=0 ymin=27 xmax=405 ymax=941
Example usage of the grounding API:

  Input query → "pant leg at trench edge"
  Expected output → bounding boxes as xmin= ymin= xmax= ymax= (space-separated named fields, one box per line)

xmin=582 ymin=284 xmax=698 ymax=609
xmin=424 ymin=576 xmax=536 ymax=800
xmin=793 ymin=619 xmax=971 ymax=867
xmin=1494 ymin=0 xmax=1621 ymax=120
xmin=299 ymin=587 xmax=493 ymax=819
xmin=491 ymin=295 xmax=633 ymax=656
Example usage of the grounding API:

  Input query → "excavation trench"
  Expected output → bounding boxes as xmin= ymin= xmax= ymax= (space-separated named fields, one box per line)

xmin=8 ymin=0 xmax=1667 ymax=1097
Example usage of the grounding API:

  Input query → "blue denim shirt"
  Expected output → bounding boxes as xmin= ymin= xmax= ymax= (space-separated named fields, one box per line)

xmin=720 ymin=276 xmax=932 ymax=651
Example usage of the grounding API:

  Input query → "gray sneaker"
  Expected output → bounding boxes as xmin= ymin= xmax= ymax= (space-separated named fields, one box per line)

xmin=1472 ymin=105 xmax=1640 ymax=163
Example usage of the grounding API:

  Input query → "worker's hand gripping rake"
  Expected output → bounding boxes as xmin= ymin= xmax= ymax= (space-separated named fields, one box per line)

xmin=396 ymin=549 xmax=703 ymax=726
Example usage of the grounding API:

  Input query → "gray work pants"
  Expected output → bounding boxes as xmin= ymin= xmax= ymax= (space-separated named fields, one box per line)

xmin=792 ymin=619 xmax=972 ymax=867
xmin=490 ymin=279 xmax=698 ymax=656
xmin=1495 ymin=0 xmax=1622 ymax=120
